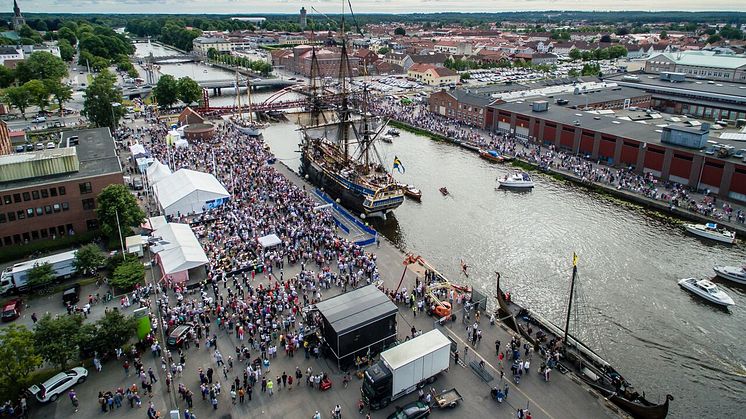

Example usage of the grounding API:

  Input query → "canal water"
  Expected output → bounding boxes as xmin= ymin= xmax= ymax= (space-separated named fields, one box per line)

xmin=262 ymin=121 xmax=746 ymax=418
xmin=134 ymin=41 xmax=745 ymax=417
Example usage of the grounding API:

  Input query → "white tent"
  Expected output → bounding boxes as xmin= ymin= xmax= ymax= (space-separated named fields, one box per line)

xmin=258 ymin=233 xmax=282 ymax=248
xmin=152 ymin=169 xmax=230 ymax=217
xmin=152 ymin=223 xmax=208 ymax=277
xmin=141 ymin=215 xmax=168 ymax=231
xmin=129 ymin=143 xmax=148 ymax=159
xmin=146 ymin=160 xmax=172 ymax=186
xmin=136 ymin=157 xmax=154 ymax=173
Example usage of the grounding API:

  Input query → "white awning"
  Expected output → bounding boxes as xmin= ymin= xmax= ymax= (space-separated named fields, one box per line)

xmin=152 ymin=223 xmax=208 ymax=275
xmin=146 ymin=160 xmax=172 ymax=185
xmin=258 ymin=233 xmax=281 ymax=248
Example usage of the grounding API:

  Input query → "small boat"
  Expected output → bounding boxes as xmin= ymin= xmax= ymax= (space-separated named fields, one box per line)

xmin=497 ymin=172 xmax=534 ymax=189
xmin=480 ymin=149 xmax=505 ymax=163
xmin=439 ymin=187 xmax=449 ymax=196
xmin=203 ymin=69 xmax=208 ymax=73
xmin=713 ymin=265 xmax=746 ymax=285
xmin=683 ymin=223 xmax=736 ymax=244
xmin=386 ymin=128 xmax=400 ymax=136
xmin=381 ymin=134 xmax=394 ymax=143
xmin=678 ymin=278 xmax=735 ymax=307
xmin=397 ymin=183 xmax=422 ymax=201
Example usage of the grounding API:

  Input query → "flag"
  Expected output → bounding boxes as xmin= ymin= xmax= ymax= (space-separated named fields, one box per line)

xmin=393 ymin=156 xmax=405 ymax=173
xmin=572 ymin=253 xmax=578 ymax=267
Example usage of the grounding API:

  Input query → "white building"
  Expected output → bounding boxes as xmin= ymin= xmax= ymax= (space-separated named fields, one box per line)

xmin=192 ymin=36 xmax=232 ymax=55
xmin=0 ymin=46 xmax=23 ymax=65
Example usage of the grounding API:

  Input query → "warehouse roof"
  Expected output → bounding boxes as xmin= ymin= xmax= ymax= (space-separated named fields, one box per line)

xmin=648 ymin=51 xmax=746 ymax=70
xmin=604 ymin=73 xmax=746 ymax=103
xmin=315 ymin=285 xmax=397 ymax=335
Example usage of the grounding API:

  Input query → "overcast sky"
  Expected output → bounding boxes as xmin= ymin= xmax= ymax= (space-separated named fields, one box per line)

xmin=14 ymin=1 xmax=744 ymax=15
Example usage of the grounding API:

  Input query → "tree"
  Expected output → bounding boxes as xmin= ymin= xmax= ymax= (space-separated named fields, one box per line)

xmin=58 ymin=38 xmax=75 ymax=62
xmin=615 ymin=27 xmax=630 ymax=36
xmin=110 ymin=260 xmax=144 ymax=291
xmin=568 ymin=48 xmax=582 ymax=61
xmin=0 ymin=66 xmax=14 ymax=89
xmin=44 ymin=78 xmax=73 ymax=117
xmin=77 ymin=310 xmax=137 ymax=358
xmin=394 ymin=27 xmax=406 ymax=36
xmin=95 ymin=184 xmax=145 ymax=242
xmin=153 ymin=74 xmax=179 ymax=108
xmin=14 ymin=51 xmax=68 ymax=84
xmin=58 ymin=26 xmax=78 ymax=46
xmin=34 ymin=314 xmax=83 ymax=371
xmin=177 ymin=76 xmax=202 ymax=105
xmin=2 ymin=86 xmax=30 ymax=118
xmin=0 ymin=325 xmax=43 ymax=400
xmin=23 ymin=79 xmax=49 ymax=111
xmin=706 ymin=34 xmax=722 ymax=44
xmin=27 ymin=262 xmax=54 ymax=289
xmin=599 ymin=34 xmax=612 ymax=43
xmin=73 ymin=244 xmax=107 ymax=275
xmin=377 ymin=47 xmax=390 ymax=55
xmin=82 ymin=69 xmax=124 ymax=129
xmin=659 ymin=30 xmax=669 ymax=40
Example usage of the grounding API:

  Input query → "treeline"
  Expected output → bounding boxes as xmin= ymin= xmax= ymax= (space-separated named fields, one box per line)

xmin=207 ymin=49 xmax=272 ymax=76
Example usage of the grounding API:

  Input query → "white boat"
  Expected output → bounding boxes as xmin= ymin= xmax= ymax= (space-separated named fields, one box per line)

xmin=683 ymin=223 xmax=736 ymax=244
xmin=387 ymin=128 xmax=400 ymax=136
xmin=678 ymin=278 xmax=735 ymax=306
xmin=381 ymin=134 xmax=394 ymax=143
xmin=713 ymin=265 xmax=746 ymax=285
xmin=497 ymin=172 xmax=534 ymax=189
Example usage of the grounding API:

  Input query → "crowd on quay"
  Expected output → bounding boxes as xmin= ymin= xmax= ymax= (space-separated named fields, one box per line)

xmin=369 ymin=98 xmax=746 ymax=224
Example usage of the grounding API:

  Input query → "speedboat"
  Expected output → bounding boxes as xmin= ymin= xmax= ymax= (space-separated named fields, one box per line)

xmin=479 ymin=149 xmax=505 ymax=163
xmin=678 ymin=278 xmax=735 ymax=307
xmin=387 ymin=128 xmax=400 ymax=136
xmin=397 ymin=183 xmax=422 ymax=201
xmin=497 ymin=172 xmax=534 ymax=189
xmin=684 ymin=223 xmax=736 ymax=244
xmin=713 ymin=266 xmax=746 ymax=285
xmin=381 ymin=134 xmax=394 ymax=143
xmin=439 ymin=187 xmax=449 ymax=196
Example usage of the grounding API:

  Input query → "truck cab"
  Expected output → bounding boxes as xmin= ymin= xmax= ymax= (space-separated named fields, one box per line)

xmin=362 ymin=361 xmax=393 ymax=409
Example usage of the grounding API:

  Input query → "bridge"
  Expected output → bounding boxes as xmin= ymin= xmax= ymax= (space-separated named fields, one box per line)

xmin=198 ymin=78 xmax=299 ymax=89
xmin=147 ymin=55 xmax=203 ymax=64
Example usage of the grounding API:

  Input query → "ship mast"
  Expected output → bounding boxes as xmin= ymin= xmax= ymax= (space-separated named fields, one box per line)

xmin=235 ymin=71 xmax=242 ymax=120
xmin=563 ymin=253 xmax=578 ymax=347
xmin=336 ymin=0 xmax=353 ymax=163
xmin=247 ymin=77 xmax=253 ymax=123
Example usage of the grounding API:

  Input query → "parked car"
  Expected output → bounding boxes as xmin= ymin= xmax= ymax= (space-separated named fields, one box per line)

xmin=32 ymin=116 xmax=46 ymax=123
xmin=1 ymin=298 xmax=22 ymax=322
xmin=132 ymin=177 xmax=143 ymax=190
xmin=386 ymin=401 xmax=431 ymax=419
xmin=24 ymin=143 xmax=33 ymax=151
xmin=15 ymin=145 xmax=24 ymax=153
xmin=46 ymin=142 xmax=56 ymax=149
xmin=166 ymin=323 xmax=194 ymax=348
xmin=35 ymin=143 xmax=44 ymax=150
xmin=28 ymin=367 xmax=88 ymax=402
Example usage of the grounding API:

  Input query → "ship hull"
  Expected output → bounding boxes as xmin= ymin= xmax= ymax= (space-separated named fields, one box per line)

xmin=300 ymin=152 xmax=403 ymax=218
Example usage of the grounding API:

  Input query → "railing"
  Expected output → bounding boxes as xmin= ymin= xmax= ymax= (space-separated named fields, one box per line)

xmin=313 ymin=189 xmax=378 ymax=247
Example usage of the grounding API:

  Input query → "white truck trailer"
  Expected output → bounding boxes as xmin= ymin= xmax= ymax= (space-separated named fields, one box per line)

xmin=0 ymin=250 xmax=77 ymax=295
xmin=362 ymin=329 xmax=451 ymax=410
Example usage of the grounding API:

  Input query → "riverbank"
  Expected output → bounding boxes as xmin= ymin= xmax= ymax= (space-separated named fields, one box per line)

xmin=391 ymin=119 xmax=746 ymax=238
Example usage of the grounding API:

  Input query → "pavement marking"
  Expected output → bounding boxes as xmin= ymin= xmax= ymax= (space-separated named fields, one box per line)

xmin=442 ymin=323 xmax=557 ymax=419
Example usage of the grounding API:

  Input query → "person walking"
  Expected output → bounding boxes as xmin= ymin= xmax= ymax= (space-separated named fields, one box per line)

xmin=267 ymin=379 xmax=274 ymax=396
xmin=68 ymin=390 xmax=79 ymax=413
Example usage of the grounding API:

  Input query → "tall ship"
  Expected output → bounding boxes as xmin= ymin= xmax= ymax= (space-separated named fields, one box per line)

xmin=298 ymin=11 xmax=403 ymax=219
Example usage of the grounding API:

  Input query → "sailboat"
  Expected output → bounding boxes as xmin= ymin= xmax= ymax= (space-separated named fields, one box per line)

xmin=298 ymin=3 xmax=404 ymax=219
xmin=230 ymin=73 xmax=268 ymax=136
xmin=495 ymin=257 xmax=673 ymax=419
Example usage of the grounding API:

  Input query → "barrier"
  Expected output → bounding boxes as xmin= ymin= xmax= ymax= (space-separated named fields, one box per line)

xmin=313 ymin=189 xmax=378 ymax=246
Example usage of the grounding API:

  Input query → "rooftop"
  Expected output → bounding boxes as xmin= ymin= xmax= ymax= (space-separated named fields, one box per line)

xmin=0 ymin=127 xmax=121 ymax=192
xmin=603 ymin=73 xmax=746 ymax=104
xmin=648 ymin=51 xmax=746 ymax=70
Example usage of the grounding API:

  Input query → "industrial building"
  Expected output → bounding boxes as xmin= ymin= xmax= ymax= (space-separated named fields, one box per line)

xmin=644 ymin=51 xmax=746 ymax=83
xmin=0 ymin=128 xmax=123 ymax=247
xmin=490 ymin=100 xmax=746 ymax=202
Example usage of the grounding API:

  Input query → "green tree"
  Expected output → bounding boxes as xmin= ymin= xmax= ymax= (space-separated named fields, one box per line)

xmin=568 ymin=48 xmax=582 ymax=61
xmin=0 ymin=66 xmax=14 ymax=89
xmin=706 ymin=34 xmax=722 ymax=44
xmin=73 ymin=243 xmax=107 ymax=275
xmin=44 ymin=78 xmax=73 ymax=117
xmin=58 ymin=38 xmax=75 ymax=62
xmin=23 ymin=79 xmax=49 ymax=112
xmin=14 ymin=51 xmax=68 ymax=84
xmin=0 ymin=325 xmax=43 ymax=401
xmin=77 ymin=310 xmax=137 ymax=358
xmin=377 ymin=47 xmax=390 ymax=55
xmin=2 ymin=86 xmax=31 ymax=118
xmin=18 ymin=24 xmax=37 ymax=39
xmin=177 ymin=76 xmax=202 ymax=105
xmin=82 ymin=69 xmax=124 ymax=129
xmin=394 ymin=27 xmax=406 ymax=36
xmin=58 ymin=26 xmax=78 ymax=46
xmin=95 ymin=184 xmax=145 ymax=242
xmin=110 ymin=260 xmax=144 ymax=291
xmin=153 ymin=74 xmax=179 ymax=108
xmin=27 ymin=261 xmax=55 ymax=289
xmin=34 ymin=314 xmax=83 ymax=371
xmin=659 ymin=30 xmax=669 ymax=40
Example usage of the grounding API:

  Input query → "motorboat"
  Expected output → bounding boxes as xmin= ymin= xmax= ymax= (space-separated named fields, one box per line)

xmin=386 ymin=128 xmax=400 ymax=136
xmin=381 ymin=134 xmax=394 ymax=143
xmin=479 ymin=149 xmax=505 ymax=163
xmin=678 ymin=278 xmax=735 ymax=307
xmin=713 ymin=265 xmax=746 ymax=285
xmin=397 ymin=183 xmax=422 ymax=201
xmin=439 ymin=187 xmax=449 ymax=196
xmin=497 ymin=172 xmax=534 ymax=189
xmin=683 ymin=223 xmax=736 ymax=244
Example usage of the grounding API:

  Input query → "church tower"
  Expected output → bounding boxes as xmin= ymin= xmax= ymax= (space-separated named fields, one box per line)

xmin=299 ymin=7 xmax=307 ymax=30
xmin=12 ymin=0 xmax=26 ymax=32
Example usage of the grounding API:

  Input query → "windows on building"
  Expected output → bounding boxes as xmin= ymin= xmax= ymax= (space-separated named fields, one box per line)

xmin=79 ymin=182 xmax=92 ymax=194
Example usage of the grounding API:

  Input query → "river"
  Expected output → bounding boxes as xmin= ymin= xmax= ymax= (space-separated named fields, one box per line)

xmin=262 ymin=121 xmax=746 ymax=418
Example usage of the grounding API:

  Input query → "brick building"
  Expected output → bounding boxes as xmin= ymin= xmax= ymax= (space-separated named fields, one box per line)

xmin=271 ymin=46 xmax=360 ymax=78
xmin=429 ymin=89 xmax=497 ymax=128
xmin=0 ymin=128 xmax=123 ymax=247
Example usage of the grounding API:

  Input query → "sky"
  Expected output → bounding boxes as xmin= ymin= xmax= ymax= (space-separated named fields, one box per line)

xmin=16 ymin=0 xmax=745 ymax=15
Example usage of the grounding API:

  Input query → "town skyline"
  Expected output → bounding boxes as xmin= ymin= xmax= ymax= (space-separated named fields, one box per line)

xmin=12 ymin=0 xmax=746 ymax=15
